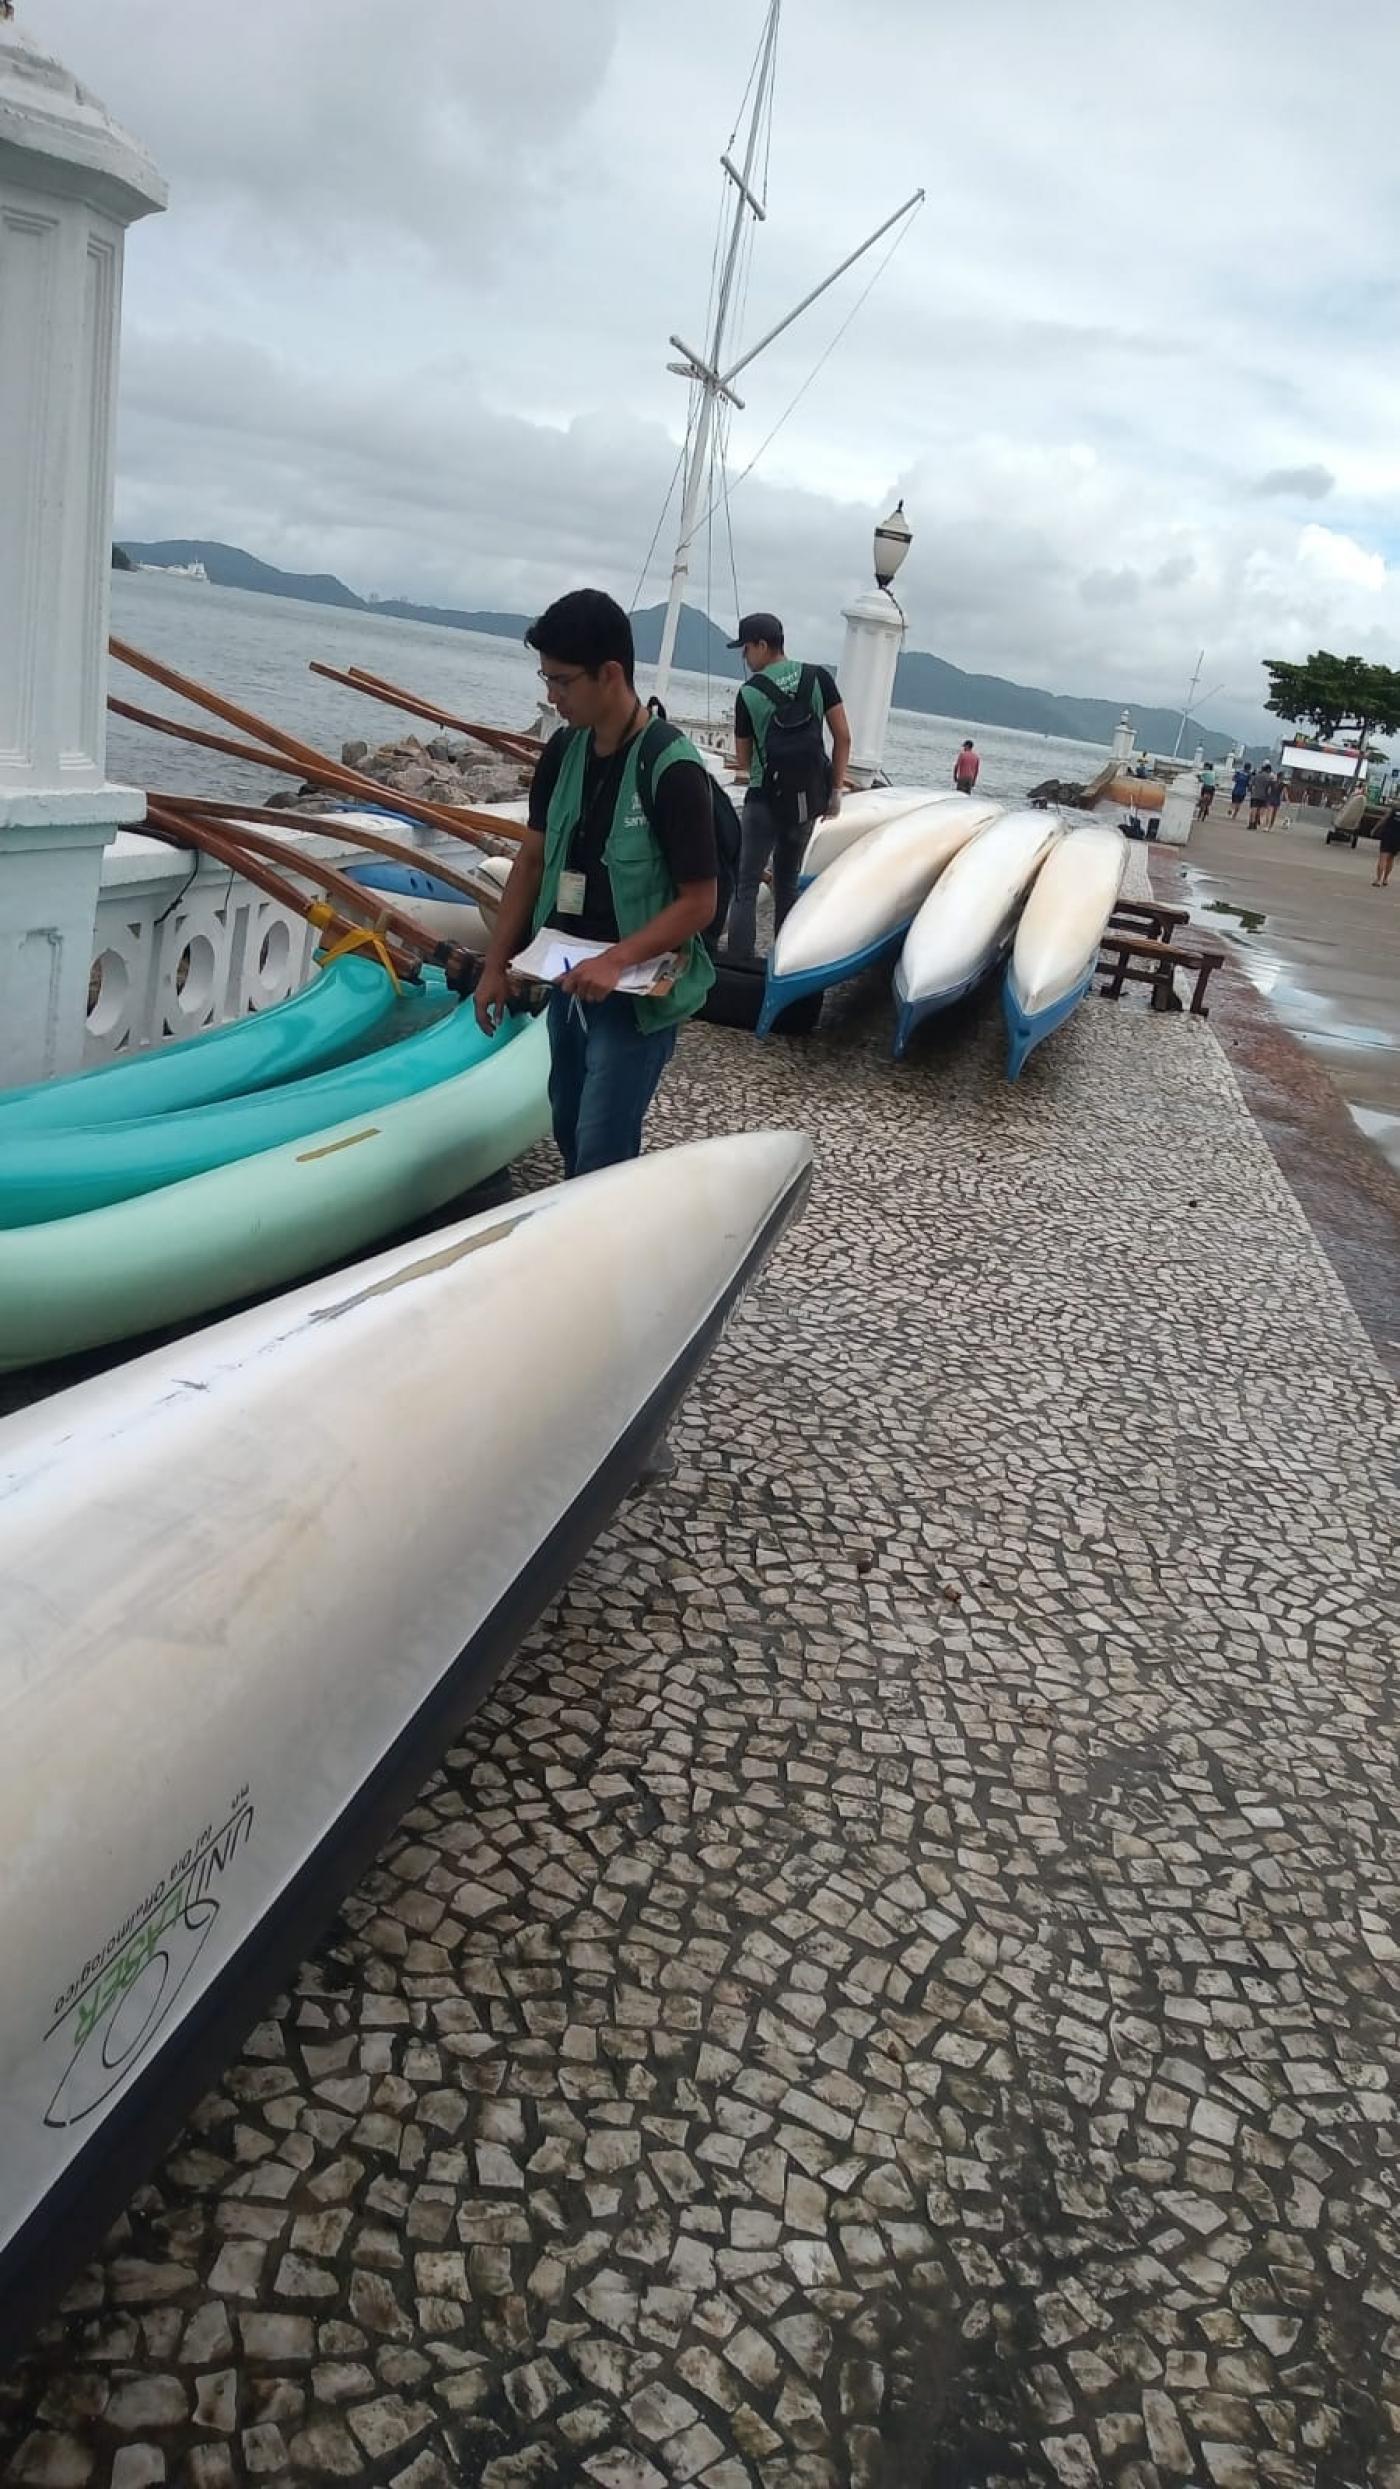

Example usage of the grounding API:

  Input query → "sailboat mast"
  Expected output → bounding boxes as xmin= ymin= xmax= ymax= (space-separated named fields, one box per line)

xmin=1172 ymin=649 xmax=1205 ymax=760
xmin=652 ymin=0 xmax=781 ymax=705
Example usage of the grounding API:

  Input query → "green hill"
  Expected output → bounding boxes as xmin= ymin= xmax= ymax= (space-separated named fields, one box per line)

xmin=117 ymin=538 xmax=1247 ymax=755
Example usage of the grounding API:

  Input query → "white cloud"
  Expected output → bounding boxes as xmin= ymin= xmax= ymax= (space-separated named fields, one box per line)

xmin=1298 ymin=525 xmax=1386 ymax=595
xmin=24 ymin=0 xmax=1400 ymax=734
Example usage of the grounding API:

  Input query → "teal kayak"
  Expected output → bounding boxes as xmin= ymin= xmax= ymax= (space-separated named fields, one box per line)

xmin=0 ymin=1009 xmax=551 ymax=1371
xmin=0 ymin=992 xmax=505 ymax=1227
xmin=0 ymin=956 xmax=400 ymax=1135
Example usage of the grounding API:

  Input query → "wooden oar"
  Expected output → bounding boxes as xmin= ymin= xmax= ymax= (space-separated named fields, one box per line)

xmin=142 ymin=803 xmax=423 ymax=985
xmin=115 ymin=693 xmax=522 ymax=855
xmin=149 ymin=791 xmax=502 ymax=913
xmin=147 ymin=801 xmax=478 ymax=986
xmin=312 ymin=659 xmax=542 ymax=763
xmin=109 ymin=638 xmax=525 ymax=852
xmin=111 ymin=695 xmax=299 ymax=777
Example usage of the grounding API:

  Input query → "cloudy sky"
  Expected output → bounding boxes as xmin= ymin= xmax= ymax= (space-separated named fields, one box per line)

xmin=29 ymin=0 xmax=1400 ymax=733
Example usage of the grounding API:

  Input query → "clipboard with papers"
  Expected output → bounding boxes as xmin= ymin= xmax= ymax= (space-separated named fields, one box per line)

xmin=508 ymin=931 xmax=678 ymax=997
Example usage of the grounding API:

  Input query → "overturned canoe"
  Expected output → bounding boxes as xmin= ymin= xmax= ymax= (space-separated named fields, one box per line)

xmin=894 ymin=807 xmax=1063 ymax=1058
xmin=0 ymin=1126 xmax=811 ymax=2360
xmin=0 ymin=989 xmax=508 ymax=1228
xmin=758 ymin=797 xmax=1003 ymax=1034
xmin=799 ymin=785 xmax=951 ymax=882
xmin=0 ymin=1007 xmax=550 ymax=1371
xmin=1003 ymin=824 xmax=1127 ymax=1079
xmin=343 ymin=852 xmax=511 ymax=954
xmin=0 ymin=956 xmax=398 ymax=1136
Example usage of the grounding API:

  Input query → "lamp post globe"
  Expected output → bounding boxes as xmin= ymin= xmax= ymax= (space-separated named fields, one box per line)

xmin=873 ymin=499 xmax=911 ymax=591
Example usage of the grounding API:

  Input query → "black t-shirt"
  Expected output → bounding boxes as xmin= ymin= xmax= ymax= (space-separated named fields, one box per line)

xmin=528 ymin=727 xmax=718 ymax=944
xmin=734 ymin=662 xmax=842 ymax=752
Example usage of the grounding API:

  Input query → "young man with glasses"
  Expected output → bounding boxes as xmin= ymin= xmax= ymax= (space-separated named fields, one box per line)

xmin=474 ymin=589 xmax=717 ymax=1178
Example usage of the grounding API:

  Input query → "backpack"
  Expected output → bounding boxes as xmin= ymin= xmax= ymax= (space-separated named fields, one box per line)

xmin=635 ymin=719 xmax=740 ymax=958
xmin=747 ymin=665 xmax=831 ymax=830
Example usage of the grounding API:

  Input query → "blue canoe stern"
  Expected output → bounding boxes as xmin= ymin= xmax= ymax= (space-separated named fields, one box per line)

xmin=756 ymin=922 xmax=910 ymax=1038
xmin=1002 ymin=965 xmax=1095 ymax=1081
xmin=891 ymin=954 xmax=996 ymax=1060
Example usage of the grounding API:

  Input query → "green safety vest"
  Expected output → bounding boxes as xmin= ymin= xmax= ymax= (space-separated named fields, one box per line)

xmin=534 ymin=725 xmax=715 ymax=1033
xmin=738 ymin=659 xmax=824 ymax=790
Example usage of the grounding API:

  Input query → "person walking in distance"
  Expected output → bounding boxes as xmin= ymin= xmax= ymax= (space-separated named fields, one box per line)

xmin=474 ymin=589 xmax=717 ymax=1179
xmin=1264 ymin=769 xmax=1285 ymax=831
xmin=954 ymin=738 xmax=981 ymax=794
xmin=1374 ymin=804 xmax=1400 ymax=888
xmin=1229 ymin=761 xmax=1252 ymax=818
xmin=724 ymin=612 xmax=850 ymax=961
xmin=1247 ymin=769 xmax=1271 ymax=831
xmin=1194 ymin=760 xmax=1218 ymax=821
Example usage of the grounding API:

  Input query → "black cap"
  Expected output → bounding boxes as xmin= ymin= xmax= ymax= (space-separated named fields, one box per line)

xmin=728 ymin=611 xmax=784 ymax=650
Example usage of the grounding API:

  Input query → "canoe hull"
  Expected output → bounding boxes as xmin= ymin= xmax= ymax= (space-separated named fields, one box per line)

xmin=798 ymin=786 xmax=950 ymax=882
xmin=0 ymin=994 xmax=503 ymax=1228
xmin=756 ymin=924 xmax=907 ymax=1035
xmin=764 ymin=797 xmax=1003 ymax=1025
xmin=1003 ymin=963 xmax=1097 ymax=1080
xmin=0 ymin=1129 xmax=812 ymax=2364
xmin=1002 ymin=825 xmax=1127 ymax=1076
xmin=0 ymin=957 xmax=398 ymax=1134
xmin=343 ymin=852 xmax=512 ymax=956
xmin=893 ymin=808 xmax=1064 ymax=1057
xmin=0 ymin=1009 xmax=552 ymax=1371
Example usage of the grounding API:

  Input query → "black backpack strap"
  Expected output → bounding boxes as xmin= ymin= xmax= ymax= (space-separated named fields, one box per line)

xmin=632 ymin=716 xmax=686 ymax=823
xmin=744 ymin=673 xmax=790 ymax=711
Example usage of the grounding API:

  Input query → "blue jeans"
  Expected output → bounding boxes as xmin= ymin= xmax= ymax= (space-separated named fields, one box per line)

xmin=725 ymin=792 xmax=808 ymax=961
xmin=546 ymin=990 xmax=677 ymax=1179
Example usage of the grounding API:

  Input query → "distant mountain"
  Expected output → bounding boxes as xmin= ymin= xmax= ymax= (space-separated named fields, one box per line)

xmin=117 ymin=538 xmax=1246 ymax=755
xmin=122 ymin=539 xmax=364 ymax=609
xmin=889 ymin=649 xmax=1249 ymax=763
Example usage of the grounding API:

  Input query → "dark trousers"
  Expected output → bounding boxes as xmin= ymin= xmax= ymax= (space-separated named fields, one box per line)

xmin=726 ymin=792 xmax=808 ymax=961
xmin=546 ymin=990 xmax=676 ymax=1179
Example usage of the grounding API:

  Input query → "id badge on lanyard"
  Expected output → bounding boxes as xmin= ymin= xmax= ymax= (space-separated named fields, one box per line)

xmin=557 ymin=869 xmax=587 ymax=917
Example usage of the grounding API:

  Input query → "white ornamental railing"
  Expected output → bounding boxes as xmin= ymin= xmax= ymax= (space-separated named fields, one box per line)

xmin=86 ymin=821 xmax=471 ymax=1065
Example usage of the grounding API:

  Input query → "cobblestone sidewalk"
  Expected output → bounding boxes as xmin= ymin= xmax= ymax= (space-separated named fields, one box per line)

xmin=2 ymin=987 xmax=1397 ymax=2489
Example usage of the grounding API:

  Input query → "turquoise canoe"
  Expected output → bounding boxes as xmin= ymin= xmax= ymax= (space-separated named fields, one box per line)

xmin=0 ymin=956 xmax=399 ymax=1135
xmin=1 ymin=1008 xmax=550 ymax=1372
xmin=0 ymin=990 xmax=505 ymax=1228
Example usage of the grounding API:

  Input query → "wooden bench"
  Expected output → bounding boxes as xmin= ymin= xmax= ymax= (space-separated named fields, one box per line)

xmin=1109 ymin=895 xmax=1191 ymax=944
xmin=1097 ymin=929 xmax=1225 ymax=1017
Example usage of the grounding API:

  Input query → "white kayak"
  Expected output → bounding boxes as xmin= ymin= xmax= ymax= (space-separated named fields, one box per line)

xmin=799 ymin=785 xmax=951 ymax=881
xmin=1003 ymin=824 xmax=1127 ymax=1079
xmin=894 ymin=807 xmax=1064 ymax=1057
xmin=758 ymin=796 xmax=1003 ymax=1033
xmin=0 ymin=1127 xmax=811 ymax=2359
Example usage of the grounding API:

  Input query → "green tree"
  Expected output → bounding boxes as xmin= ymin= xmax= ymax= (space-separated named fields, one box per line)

xmin=1263 ymin=649 xmax=1400 ymax=780
xmin=111 ymin=543 xmax=134 ymax=571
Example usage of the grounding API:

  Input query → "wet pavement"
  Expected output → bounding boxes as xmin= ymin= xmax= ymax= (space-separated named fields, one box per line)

xmin=2 ymin=927 xmax=1397 ymax=2489
xmin=1169 ymin=807 xmax=1400 ymax=1177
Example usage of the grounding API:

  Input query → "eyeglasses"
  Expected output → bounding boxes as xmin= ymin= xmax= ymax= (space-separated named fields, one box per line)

xmin=537 ymin=666 xmax=588 ymax=692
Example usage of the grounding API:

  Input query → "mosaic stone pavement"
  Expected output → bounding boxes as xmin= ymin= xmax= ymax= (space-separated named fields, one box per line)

xmin=3 ymin=973 xmax=1398 ymax=2489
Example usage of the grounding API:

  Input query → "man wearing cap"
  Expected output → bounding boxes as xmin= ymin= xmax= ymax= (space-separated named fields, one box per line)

xmin=725 ymin=613 xmax=851 ymax=962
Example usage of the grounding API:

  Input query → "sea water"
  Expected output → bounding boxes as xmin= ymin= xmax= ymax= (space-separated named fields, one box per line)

xmin=108 ymin=571 xmax=1112 ymax=812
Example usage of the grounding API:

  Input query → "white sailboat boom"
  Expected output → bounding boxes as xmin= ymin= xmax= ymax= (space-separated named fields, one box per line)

xmin=719 ymin=188 xmax=925 ymax=390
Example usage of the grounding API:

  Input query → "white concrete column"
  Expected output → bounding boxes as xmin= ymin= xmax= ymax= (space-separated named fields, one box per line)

xmin=838 ymin=589 xmax=905 ymax=786
xmin=1111 ymin=709 xmax=1134 ymax=762
xmin=0 ymin=13 xmax=165 ymax=1083
xmin=1157 ymin=774 xmax=1196 ymax=845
